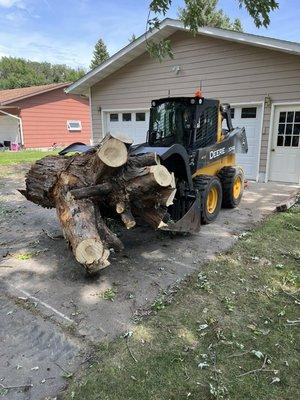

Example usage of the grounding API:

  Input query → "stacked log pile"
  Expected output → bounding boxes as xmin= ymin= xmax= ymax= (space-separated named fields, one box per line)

xmin=20 ymin=134 xmax=176 ymax=274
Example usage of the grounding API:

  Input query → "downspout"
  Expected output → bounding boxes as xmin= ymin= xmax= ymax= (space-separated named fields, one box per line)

xmin=0 ymin=109 xmax=24 ymax=146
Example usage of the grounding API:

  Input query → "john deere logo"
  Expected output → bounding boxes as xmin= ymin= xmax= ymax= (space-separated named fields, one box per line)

xmin=209 ymin=148 xmax=225 ymax=159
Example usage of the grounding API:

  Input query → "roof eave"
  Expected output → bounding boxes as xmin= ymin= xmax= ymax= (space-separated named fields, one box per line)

xmin=66 ymin=18 xmax=300 ymax=95
xmin=0 ymin=82 xmax=71 ymax=106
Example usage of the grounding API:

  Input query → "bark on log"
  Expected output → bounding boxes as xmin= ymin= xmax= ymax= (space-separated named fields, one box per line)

xmin=20 ymin=134 xmax=176 ymax=274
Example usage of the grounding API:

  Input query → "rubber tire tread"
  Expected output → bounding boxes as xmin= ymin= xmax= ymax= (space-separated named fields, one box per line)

xmin=218 ymin=166 xmax=244 ymax=208
xmin=193 ymin=175 xmax=222 ymax=224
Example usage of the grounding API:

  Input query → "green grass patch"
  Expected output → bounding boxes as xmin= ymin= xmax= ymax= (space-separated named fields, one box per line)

xmin=0 ymin=149 xmax=59 ymax=165
xmin=65 ymin=203 xmax=300 ymax=400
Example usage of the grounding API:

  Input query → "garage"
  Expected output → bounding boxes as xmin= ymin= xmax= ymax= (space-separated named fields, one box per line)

xmin=106 ymin=104 xmax=262 ymax=181
xmin=268 ymin=104 xmax=300 ymax=184
xmin=105 ymin=110 xmax=149 ymax=144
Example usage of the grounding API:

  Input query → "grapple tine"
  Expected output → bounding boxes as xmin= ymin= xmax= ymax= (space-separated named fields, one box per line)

xmin=161 ymin=197 xmax=201 ymax=234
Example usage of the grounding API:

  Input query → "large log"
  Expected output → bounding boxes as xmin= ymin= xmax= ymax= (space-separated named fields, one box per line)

xmin=20 ymin=134 xmax=176 ymax=274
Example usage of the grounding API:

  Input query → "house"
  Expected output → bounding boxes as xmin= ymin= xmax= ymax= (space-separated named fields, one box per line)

xmin=0 ymin=82 xmax=91 ymax=149
xmin=66 ymin=19 xmax=300 ymax=184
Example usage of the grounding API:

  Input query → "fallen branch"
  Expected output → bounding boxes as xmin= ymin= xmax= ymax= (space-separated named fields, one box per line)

xmin=238 ymin=355 xmax=277 ymax=377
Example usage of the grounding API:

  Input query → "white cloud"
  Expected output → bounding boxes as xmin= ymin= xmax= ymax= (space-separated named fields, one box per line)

xmin=0 ymin=30 xmax=91 ymax=69
xmin=0 ymin=0 xmax=22 ymax=7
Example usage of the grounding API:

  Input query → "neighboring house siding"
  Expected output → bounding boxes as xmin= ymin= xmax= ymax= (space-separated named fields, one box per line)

xmin=91 ymin=30 xmax=300 ymax=173
xmin=12 ymin=88 xmax=91 ymax=148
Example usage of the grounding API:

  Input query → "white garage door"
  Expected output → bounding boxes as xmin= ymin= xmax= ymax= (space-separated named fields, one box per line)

xmin=106 ymin=110 xmax=149 ymax=144
xmin=0 ymin=115 xmax=19 ymax=144
xmin=269 ymin=105 xmax=300 ymax=184
xmin=229 ymin=105 xmax=262 ymax=180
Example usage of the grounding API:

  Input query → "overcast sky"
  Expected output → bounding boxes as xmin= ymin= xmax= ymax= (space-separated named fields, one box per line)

xmin=0 ymin=0 xmax=299 ymax=70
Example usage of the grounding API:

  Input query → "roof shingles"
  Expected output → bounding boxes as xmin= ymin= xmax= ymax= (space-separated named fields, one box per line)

xmin=0 ymin=82 xmax=70 ymax=106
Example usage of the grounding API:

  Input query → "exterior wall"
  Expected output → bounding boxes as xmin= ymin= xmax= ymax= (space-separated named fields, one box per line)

xmin=91 ymin=30 xmax=300 ymax=174
xmin=12 ymin=88 xmax=91 ymax=148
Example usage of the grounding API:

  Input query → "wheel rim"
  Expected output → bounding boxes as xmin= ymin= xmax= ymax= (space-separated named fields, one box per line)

xmin=233 ymin=176 xmax=242 ymax=199
xmin=206 ymin=187 xmax=218 ymax=214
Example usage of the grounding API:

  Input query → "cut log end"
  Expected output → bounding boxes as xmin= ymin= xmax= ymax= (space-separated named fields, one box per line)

xmin=97 ymin=138 xmax=128 ymax=167
xmin=109 ymin=132 xmax=134 ymax=145
xmin=150 ymin=165 xmax=172 ymax=187
xmin=75 ymin=238 xmax=109 ymax=269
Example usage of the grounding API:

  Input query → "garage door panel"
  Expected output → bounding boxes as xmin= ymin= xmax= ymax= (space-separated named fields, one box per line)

xmin=226 ymin=104 xmax=262 ymax=180
xmin=107 ymin=111 xmax=149 ymax=144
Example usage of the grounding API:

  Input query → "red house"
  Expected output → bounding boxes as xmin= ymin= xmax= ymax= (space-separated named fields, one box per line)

xmin=0 ymin=83 xmax=91 ymax=149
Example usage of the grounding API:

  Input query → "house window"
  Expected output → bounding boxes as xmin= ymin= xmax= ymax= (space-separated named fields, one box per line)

xmin=67 ymin=120 xmax=82 ymax=131
xmin=136 ymin=112 xmax=146 ymax=122
xmin=241 ymin=107 xmax=257 ymax=118
xmin=230 ymin=108 xmax=235 ymax=119
xmin=122 ymin=113 xmax=131 ymax=122
xmin=277 ymin=110 xmax=300 ymax=148
xmin=110 ymin=113 xmax=119 ymax=122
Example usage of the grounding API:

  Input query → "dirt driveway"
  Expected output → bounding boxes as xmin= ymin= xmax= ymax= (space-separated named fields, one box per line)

xmin=0 ymin=164 xmax=298 ymax=400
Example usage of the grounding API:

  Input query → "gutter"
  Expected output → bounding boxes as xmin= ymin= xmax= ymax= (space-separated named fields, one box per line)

xmin=0 ymin=108 xmax=24 ymax=145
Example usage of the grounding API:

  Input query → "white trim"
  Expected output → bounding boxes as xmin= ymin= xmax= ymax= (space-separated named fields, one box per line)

xmin=89 ymin=87 xmax=94 ymax=145
xmin=66 ymin=18 xmax=300 ymax=95
xmin=254 ymin=101 xmax=265 ymax=182
xmin=67 ymin=120 xmax=82 ymax=131
xmin=265 ymin=101 xmax=300 ymax=182
xmin=0 ymin=109 xmax=24 ymax=145
xmin=102 ymin=107 xmax=150 ymax=112
xmin=229 ymin=101 xmax=264 ymax=106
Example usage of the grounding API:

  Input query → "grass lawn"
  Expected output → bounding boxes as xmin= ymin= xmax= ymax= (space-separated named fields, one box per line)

xmin=65 ymin=203 xmax=300 ymax=400
xmin=0 ymin=149 xmax=59 ymax=165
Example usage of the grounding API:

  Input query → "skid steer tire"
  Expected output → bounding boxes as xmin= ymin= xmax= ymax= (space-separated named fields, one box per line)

xmin=193 ymin=175 xmax=222 ymax=224
xmin=218 ymin=167 xmax=244 ymax=208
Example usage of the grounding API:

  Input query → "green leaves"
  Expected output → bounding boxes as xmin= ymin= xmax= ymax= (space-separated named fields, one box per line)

xmin=179 ymin=0 xmax=243 ymax=34
xmin=0 ymin=57 xmax=85 ymax=90
xmin=146 ymin=39 xmax=174 ymax=62
xmin=149 ymin=0 xmax=172 ymax=15
xmin=146 ymin=0 xmax=279 ymax=61
xmin=238 ymin=0 xmax=279 ymax=28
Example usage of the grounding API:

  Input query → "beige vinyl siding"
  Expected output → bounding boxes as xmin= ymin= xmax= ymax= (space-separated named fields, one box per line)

xmin=91 ymin=30 xmax=300 ymax=173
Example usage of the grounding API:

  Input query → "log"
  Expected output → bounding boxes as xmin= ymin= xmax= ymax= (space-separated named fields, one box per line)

xmin=54 ymin=172 xmax=110 ymax=273
xmin=20 ymin=135 xmax=176 ymax=274
xmin=69 ymin=183 xmax=112 ymax=200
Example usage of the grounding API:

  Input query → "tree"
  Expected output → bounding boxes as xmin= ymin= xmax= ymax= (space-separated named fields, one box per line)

xmin=146 ymin=0 xmax=279 ymax=60
xmin=90 ymin=38 xmax=109 ymax=69
xmin=0 ymin=57 xmax=86 ymax=90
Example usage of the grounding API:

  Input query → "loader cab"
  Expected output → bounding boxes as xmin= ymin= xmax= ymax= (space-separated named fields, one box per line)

xmin=148 ymin=96 xmax=233 ymax=152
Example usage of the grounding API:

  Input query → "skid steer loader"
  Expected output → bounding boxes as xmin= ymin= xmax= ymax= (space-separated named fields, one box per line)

xmin=129 ymin=90 xmax=248 ymax=232
xmin=60 ymin=90 xmax=247 ymax=234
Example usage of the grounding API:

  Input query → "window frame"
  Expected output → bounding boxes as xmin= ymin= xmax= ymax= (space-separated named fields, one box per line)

xmin=241 ymin=107 xmax=257 ymax=119
xmin=136 ymin=112 xmax=146 ymax=122
xmin=109 ymin=113 xmax=119 ymax=122
xmin=67 ymin=120 xmax=82 ymax=132
xmin=276 ymin=110 xmax=300 ymax=148
xmin=122 ymin=113 xmax=132 ymax=122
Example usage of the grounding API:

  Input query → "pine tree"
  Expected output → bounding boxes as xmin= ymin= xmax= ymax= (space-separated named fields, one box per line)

xmin=90 ymin=38 xmax=109 ymax=70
